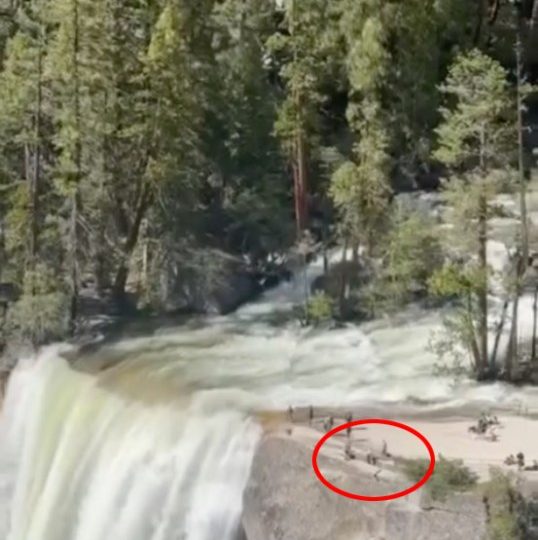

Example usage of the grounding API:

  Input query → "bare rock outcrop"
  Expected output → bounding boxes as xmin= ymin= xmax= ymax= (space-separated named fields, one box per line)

xmin=242 ymin=433 xmax=488 ymax=540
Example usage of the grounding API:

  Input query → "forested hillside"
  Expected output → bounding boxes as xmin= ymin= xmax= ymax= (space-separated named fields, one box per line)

xmin=0 ymin=0 xmax=536 ymax=355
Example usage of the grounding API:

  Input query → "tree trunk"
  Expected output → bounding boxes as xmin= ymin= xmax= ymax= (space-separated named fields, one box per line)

xmin=28 ymin=45 xmax=43 ymax=275
xmin=94 ymin=91 xmax=110 ymax=296
xmin=352 ymin=242 xmax=359 ymax=267
xmin=478 ymin=194 xmax=489 ymax=375
xmin=338 ymin=239 xmax=348 ymax=317
xmin=297 ymin=128 xmax=308 ymax=233
xmin=506 ymin=292 xmax=520 ymax=379
xmin=466 ymin=292 xmax=482 ymax=374
xmin=487 ymin=0 xmax=500 ymax=25
xmin=506 ymin=252 xmax=527 ymax=378
xmin=68 ymin=0 xmax=82 ymax=335
xmin=322 ymin=220 xmax=329 ymax=276
xmin=292 ymin=112 xmax=308 ymax=238
xmin=68 ymin=193 xmax=79 ymax=335
xmin=531 ymin=285 xmax=538 ymax=362
xmin=112 ymin=184 xmax=152 ymax=302
xmin=302 ymin=250 xmax=309 ymax=324
xmin=290 ymin=0 xmax=308 ymax=239
xmin=491 ymin=298 xmax=509 ymax=373
xmin=142 ymin=237 xmax=149 ymax=302
xmin=516 ymin=16 xmax=529 ymax=266
xmin=473 ymin=0 xmax=484 ymax=44
xmin=0 ymin=216 xmax=4 ymax=282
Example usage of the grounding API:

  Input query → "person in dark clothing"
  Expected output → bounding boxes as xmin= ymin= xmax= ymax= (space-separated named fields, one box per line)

xmin=344 ymin=440 xmax=356 ymax=460
xmin=287 ymin=406 xmax=293 ymax=422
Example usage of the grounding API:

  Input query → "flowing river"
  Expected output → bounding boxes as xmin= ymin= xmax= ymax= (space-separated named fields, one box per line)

xmin=2 ymin=251 xmax=538 ymax=540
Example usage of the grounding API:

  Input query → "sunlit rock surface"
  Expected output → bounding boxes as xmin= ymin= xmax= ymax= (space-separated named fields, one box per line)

xmin=243 ymin=434 xmax=487 ymax=540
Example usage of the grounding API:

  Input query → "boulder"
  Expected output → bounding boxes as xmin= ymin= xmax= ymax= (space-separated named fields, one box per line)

xmin=206 ymin=271 xmax=262 ymax=315
xmin=158 ymin=260 xmax=263 ymax=316
xmin=242 ymin=434 xmax=489 ymax=540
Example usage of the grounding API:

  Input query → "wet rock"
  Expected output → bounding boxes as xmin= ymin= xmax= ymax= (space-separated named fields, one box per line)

xmin=159 ymin=263 xmax=262 ymax=316
xmin=206 ymin=271 xmax=263 ymax=315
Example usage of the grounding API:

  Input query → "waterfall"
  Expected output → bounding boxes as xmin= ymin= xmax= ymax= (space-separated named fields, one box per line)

xmin=0 ymin=351 xmax=261 ymax=540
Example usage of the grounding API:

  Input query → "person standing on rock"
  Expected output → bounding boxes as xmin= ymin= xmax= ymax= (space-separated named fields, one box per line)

xmin=287 ymin=406 xmax=294 ymax=422
xmin=344 ymin=440 xmax=356 ymax=460
xmin=382 ymin=440 xmax=389 ymax=457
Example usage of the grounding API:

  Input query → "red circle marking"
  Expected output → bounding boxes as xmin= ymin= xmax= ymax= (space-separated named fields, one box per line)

xmin=311 ymin=418 xmax=436 ymax=502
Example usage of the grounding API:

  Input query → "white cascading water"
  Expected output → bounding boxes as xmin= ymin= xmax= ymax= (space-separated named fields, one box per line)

xmin=0 ymin=350 xmax=261 ymax=540
xmin=2 ymin=244 xmax=538 ymax=539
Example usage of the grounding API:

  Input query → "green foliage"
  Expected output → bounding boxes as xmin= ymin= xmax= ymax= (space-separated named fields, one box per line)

xmin=428 ymin=261 xmax=489 ymax=374
xmin=434 ymin=49 xmax=514 ymax=169
xmin=443 ymin=174 xmax=504 ymax=240
xmin=306 ymin=291 xmax=334 ymax=325
xmin=0 ymin=0 xmax=531 ymax=345
xmin=269 ymin=0 xmax=342 ymax=154
xmin=428 ymin=311 xmax=479 ymax=376
xmin=403 ymin=455 xmax=478 ymax=501
xmin=7 ymin=264 xmax=68 ymax=345
xmin=363 ymin=209 xmax=444 ymax=316
xmin=431 ymin=49 xmax=515 ymax=375
xmin=429 ymin=262 xmax=486 ymax=298
xmin=384 ymin=211 xmax=444 ymax=300
xmin=330 ymin=1 xmax=394 ymax=255
xmin=329 ymin=120 xmax=391 ymax=254
xmin=482 ymin=468 xmax=522 ymax=540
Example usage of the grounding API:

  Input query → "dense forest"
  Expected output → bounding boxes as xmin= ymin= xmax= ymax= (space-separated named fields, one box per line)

xmin=0 ymin=0 xmax=537 ymax=379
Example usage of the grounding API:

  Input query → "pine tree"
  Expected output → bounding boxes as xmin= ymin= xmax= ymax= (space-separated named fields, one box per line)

xmin=0 ymin=0 xmax=70 ymax=345
xmin=46 ymin=0 xmax=159 ymax=306
xmin=47 ymin=0 xmax=88 ymax=329
xmin=268 ymin=0 xmax=329 ymax=238
xmin=209 ymin=0 xmax=290 ymax=253
xmin=431 ymin=49 xmax=515 ymax=377
xmin=105 ymin=0 xmax=157 ymax=302
xmin=330 ymin=1 xmax=392 ymax=257
xmin=0 ymin=1 xmax=48 ymax=278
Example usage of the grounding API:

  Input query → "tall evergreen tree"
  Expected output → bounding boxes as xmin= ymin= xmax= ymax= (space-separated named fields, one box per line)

xmin=0 ymin=0 xmax=49 ymax=279
xmin=268 ymin=0 xmax=328 ymax=238
xmin=330 ymin=0 xmax=392 ymax=258
xmin=432 ymin=49 xmax=515 ymax=376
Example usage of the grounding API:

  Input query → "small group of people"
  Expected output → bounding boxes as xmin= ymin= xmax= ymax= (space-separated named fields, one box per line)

xmin=287 ymin=404 xmax=316 ymax=425
xmin=323 ymin=412 xmax=354 ymax=434
xmin=468 ymin=412 xmax=501 ymax=441
xmin=504 ymin=452 xmax=538 ymax=471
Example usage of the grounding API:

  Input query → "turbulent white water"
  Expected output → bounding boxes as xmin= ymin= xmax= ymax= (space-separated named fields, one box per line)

xmin=2 ymin=246 xmax=538 ymax=540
